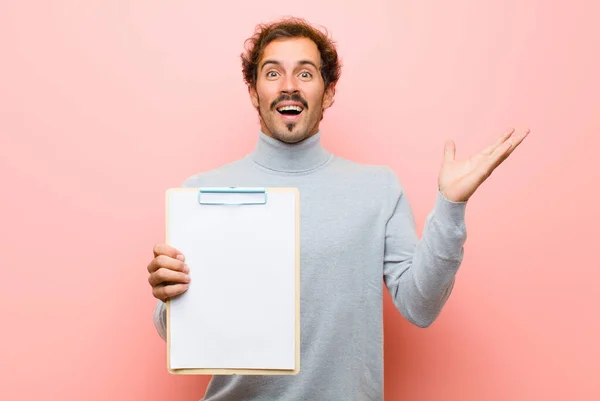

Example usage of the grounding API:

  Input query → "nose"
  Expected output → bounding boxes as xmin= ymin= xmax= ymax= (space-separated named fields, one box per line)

xmin=280 ymin=74 xmax=299 ymax=94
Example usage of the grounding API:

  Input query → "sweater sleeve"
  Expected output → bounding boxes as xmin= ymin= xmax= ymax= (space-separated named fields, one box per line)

xmin=382 ymin=168 xmax=467 ymax=328
xmin=153 ymin=300 xmax=167 ymax=341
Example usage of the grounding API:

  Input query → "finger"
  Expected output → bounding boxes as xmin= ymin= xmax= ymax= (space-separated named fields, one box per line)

xmin=443 ymin=140 xmax=456 ymax=163
xmin=153 ymin=243 xmax=185 ymax=261
xmin=148 ymin=266 xmax=191 ymax=287
xmin=488 ymin=129 xmax=529 ymax=167
xmin=481 ymin=128 xmax=515 ymax=155
xmin=500 ymin=130 xmax=529 ymax=163
xmin=499 ymin=129 xmax=529 ymax=157
xmin=147 ymin=254 xmax=189 ymax=274
xmin=153 ymin=283 xmax=190 ymax=302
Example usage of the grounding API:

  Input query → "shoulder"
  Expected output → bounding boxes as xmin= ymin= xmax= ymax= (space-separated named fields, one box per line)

xmin=328 ymin=156 xmax=407 ymax=221
xmin=330 ymin=156 xmax=403 ymax=191
xmin=180 ymin=157 xmax=250 ymax=187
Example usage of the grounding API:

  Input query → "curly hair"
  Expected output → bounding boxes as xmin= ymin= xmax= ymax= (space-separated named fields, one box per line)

xmin=241 ymin=17 xmax=342 ymax=95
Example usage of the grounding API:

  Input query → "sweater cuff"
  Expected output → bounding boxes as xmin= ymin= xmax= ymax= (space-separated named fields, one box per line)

xmin=434 ymin=190 xmax=467 ymax=228
xmin=153 ymin=301 xmax=167 ymax=341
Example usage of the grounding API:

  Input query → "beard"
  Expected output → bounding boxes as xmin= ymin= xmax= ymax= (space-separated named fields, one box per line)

xmin=256 ymin=93 xmax=322 ymax=144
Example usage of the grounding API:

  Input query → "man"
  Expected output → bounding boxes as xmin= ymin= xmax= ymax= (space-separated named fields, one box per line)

xmin=147 ymin=17 xmax=528 ymax=400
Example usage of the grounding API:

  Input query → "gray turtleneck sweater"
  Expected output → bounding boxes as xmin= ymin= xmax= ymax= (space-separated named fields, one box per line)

xmin=153 ymin=131 xmax=467 ymax=401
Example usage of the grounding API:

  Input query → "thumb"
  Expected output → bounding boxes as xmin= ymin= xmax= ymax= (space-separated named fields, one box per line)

xmin=444 ymin=140 xmax=456 ymax=163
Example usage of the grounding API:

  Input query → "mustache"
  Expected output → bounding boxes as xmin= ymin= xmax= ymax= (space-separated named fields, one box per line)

xmin=270 ymin=94 xmax=309 ymax=110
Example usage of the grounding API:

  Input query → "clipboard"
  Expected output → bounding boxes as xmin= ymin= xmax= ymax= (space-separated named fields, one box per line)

xmin=165 ymin=187 xmax=300 ymax=375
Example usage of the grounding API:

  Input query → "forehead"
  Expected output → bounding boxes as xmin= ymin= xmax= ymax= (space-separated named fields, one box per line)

xmin=260 ymin=37 xmax=321 ymax=67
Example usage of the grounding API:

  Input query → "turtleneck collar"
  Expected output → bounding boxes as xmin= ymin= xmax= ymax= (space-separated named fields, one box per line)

xmin=250 ymin=130 xmax=332 ymax=173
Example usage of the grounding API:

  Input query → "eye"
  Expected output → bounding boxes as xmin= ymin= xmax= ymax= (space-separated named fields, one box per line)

xmin=299 ymin=71 xmax=312 ymax=79
xmin=266 ymin=71 xmax=279 ymax=78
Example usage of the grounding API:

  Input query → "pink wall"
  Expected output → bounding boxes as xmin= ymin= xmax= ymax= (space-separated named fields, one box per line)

xmin=2 ymin=1 xmax=598 ymax=400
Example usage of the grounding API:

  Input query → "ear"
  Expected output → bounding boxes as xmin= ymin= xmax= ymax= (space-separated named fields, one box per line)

xmin=248 ymin=85 xmax=259 ymax=109
xmin=322 ymin=85 xmax=335 ymax=110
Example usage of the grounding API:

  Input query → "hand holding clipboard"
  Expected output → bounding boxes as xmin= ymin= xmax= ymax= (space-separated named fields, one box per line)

xmin=147 ymin=244 xmax=190 ymax=302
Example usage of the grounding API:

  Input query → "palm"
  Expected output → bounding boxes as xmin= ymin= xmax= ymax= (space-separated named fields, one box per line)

xmin=438 ymin=128 xmax=529 ymax=203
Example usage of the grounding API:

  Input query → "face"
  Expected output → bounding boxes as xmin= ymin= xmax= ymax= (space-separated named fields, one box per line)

xmin=249 ymin=37 xmax=334 ymax=144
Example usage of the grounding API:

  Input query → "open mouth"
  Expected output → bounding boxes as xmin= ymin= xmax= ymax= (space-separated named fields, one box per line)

xmin=277 ymin=105 xmax=304 ymax=116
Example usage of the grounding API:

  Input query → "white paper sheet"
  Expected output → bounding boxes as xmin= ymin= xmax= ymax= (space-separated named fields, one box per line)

xmin=167 ymin=188 xmax=297 ymax=370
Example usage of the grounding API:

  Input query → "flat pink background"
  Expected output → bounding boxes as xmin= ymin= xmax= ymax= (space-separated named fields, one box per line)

xmin=1 ymin=1 xmax=598 ymax=400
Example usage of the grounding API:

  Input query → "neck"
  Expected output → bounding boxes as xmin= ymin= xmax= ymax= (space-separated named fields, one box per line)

xmin=250 ymin=130 xmax=331 ymax=173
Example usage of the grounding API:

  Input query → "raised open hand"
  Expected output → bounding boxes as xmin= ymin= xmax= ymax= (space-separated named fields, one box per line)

xmin=438 ymin=128 xmax=530 ymax=203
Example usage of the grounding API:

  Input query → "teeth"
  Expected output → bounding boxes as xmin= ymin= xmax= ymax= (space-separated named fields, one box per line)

xmin=277 ymin=105 xmax=303 ymax=112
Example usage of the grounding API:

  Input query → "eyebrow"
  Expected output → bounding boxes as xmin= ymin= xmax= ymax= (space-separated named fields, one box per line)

xmin=260 ymin=59 xmax=320 ymax=71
